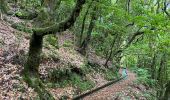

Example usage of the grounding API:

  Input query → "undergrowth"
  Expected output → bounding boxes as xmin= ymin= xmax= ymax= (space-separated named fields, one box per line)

xmin=47 ymin=68 xmax=94 ymax=92
xmin=45 ymin=34 xmax=59 ymax=48
xmin=104 ymin=69 xmax=120 ymax=81
xmin=11 ymin=22 xmax=33 ymax=33
xmin=131 ymin=67 xmax=156 ymax=87
xmin=87 ymin=63 xmax=119 ymax=81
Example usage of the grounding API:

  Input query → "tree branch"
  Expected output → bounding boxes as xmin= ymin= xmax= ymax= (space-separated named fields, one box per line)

xmin=113 ymin=28 xmax=144 ymax=56
xmin=126 ymin=31 xmax=144 ymax=47
xmin=125 ymin=22 xmax=134 ymax=27
xmin=12 ymin=0 xmax=86 ymax=36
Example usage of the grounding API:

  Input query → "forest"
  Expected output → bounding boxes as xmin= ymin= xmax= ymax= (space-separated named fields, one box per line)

xmin=0 ymin=0 xmax=170 ymax=100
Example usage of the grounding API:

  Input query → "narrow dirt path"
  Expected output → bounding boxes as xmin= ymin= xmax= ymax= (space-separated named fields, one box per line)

xmin=83 ymin=69 xmax=136 ymax=100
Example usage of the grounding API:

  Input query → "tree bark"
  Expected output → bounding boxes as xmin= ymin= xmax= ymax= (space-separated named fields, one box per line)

xmin=150 ymin=53 xmax=156 ymax=79
xmin=24 ymin=0 xmax=86 ymax=75
xmin=79 ymin=1 xmax=93 ymax=47
xmin=24 ymin=33 xmax=43 ymax=76
xmin=156 ymin=0 xmax=160 ymax=14
xmin=164 ymin=81 xmax=170 ymax=100
xmin=20 ymin=0 xmax=86 ymax=98
xmin=23 ymin=33 xmax=56 ymax=100
xmin=126 ymin=0 xmax=130 ymax=13
xmin=14 ymin=0 xmax=85 ymax=76
xmin=79 ymin=16 xmax=95 ymax=55
xmin=104 ymin=34 xmax=118 ymax=67
xmin=79 ymin=3 xmax=97 ymax=55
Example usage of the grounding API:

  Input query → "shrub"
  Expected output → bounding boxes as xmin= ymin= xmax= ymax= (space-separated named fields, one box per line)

xmin=46 ymin=35 xmax=59 ymax=48
xmin=63 ymin=40 xmax=73 ymax=47
xmin=104 ymin=69 xmax=119 ymax=81
xmin=132 ymin=67 xmax=156 ymax=87
xmin=48 ymin=68 xmax=94 ymax=91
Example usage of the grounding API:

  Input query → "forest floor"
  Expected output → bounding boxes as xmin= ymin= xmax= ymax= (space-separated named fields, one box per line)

xmin=0 ymin=17 xmax=154 ymax=100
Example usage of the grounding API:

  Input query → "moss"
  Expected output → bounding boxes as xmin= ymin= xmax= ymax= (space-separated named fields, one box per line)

xmin=11 ymin=22 xmax=33 ymax=33
xmin=23 ymin=74 xmax=55 ymax=100
xmin=15 ymin=10 xmax=38 ymax=20
xmin=63 ymin=40 xmax=73 ymax=47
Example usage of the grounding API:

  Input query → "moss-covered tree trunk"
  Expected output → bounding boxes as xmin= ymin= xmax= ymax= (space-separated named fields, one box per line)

xmin=24 ymin=33 xmax=43 ymax=77
xmin=23 ymin=33 xmax=55 ymax=99
xmin=20 ymin=0 xmax=86 ymax=99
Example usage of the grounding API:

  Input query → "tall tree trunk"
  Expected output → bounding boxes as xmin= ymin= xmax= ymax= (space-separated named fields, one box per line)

xmin=19 ymin=0 xmax=86 ymax=98
xmin=24 ymin=33 xmax=43 ymax=76
xmin=126 ymin=0 xmax=130 ymax=13
xmin=79 ymin=4 xmax=97 ymax=55
xmin=23 ymin=0 xmax=86 ymax=75
xmin=157 ymin=57 xmax=163 ymax=99
xmin=156 ymin=0 xmax=160 ymax=14
xmin=104 ymin=34 xmax=118 ymax=67
xmin=157 ymin=54 xmax=165 ymax=82
xmin=79 ymin=16 xmax=95 ymax=55
xmin=23 ymin=33 xmax=56 ymax=100
xmin=164 ymin=81 xmax=170 ymax=100
xmin=151 ymin=53 xmax=156 ymax=79
xmin=79 ymin=1 xmax=93 ymax=47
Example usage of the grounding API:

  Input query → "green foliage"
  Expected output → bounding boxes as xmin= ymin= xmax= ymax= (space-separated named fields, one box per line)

xmin=46 ymin=35 xmax=58 ymax=48
xmin=63 ymin=40 xmax=73 ymax=47
xmin=70 ymin=73 xmax=94 ymax=91
xmin=11 ymin=22 xmax=33 ymax=33
xmin=48 ymin=68 xmax=71 ymax=82
xmin=3 ymin=0 xmax=170 ymax=98
xmin=15 ymin=11 xmax=23 ymax=17
xmin=104 ymin=69 xmax=119 ymax=81
xmin=132 ymin=67 xmax=156 ymax=87
xmin=48 ymin=68 xmax=94 ymax=91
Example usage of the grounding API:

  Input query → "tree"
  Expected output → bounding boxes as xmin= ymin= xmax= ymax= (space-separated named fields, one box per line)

xmin=79 ymin=2 xmax=98 ymax=55
xmin=0 ymin=0 xmax=9 ymax=19
xmin=10 ymin=0 xmax=86 ymax=99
